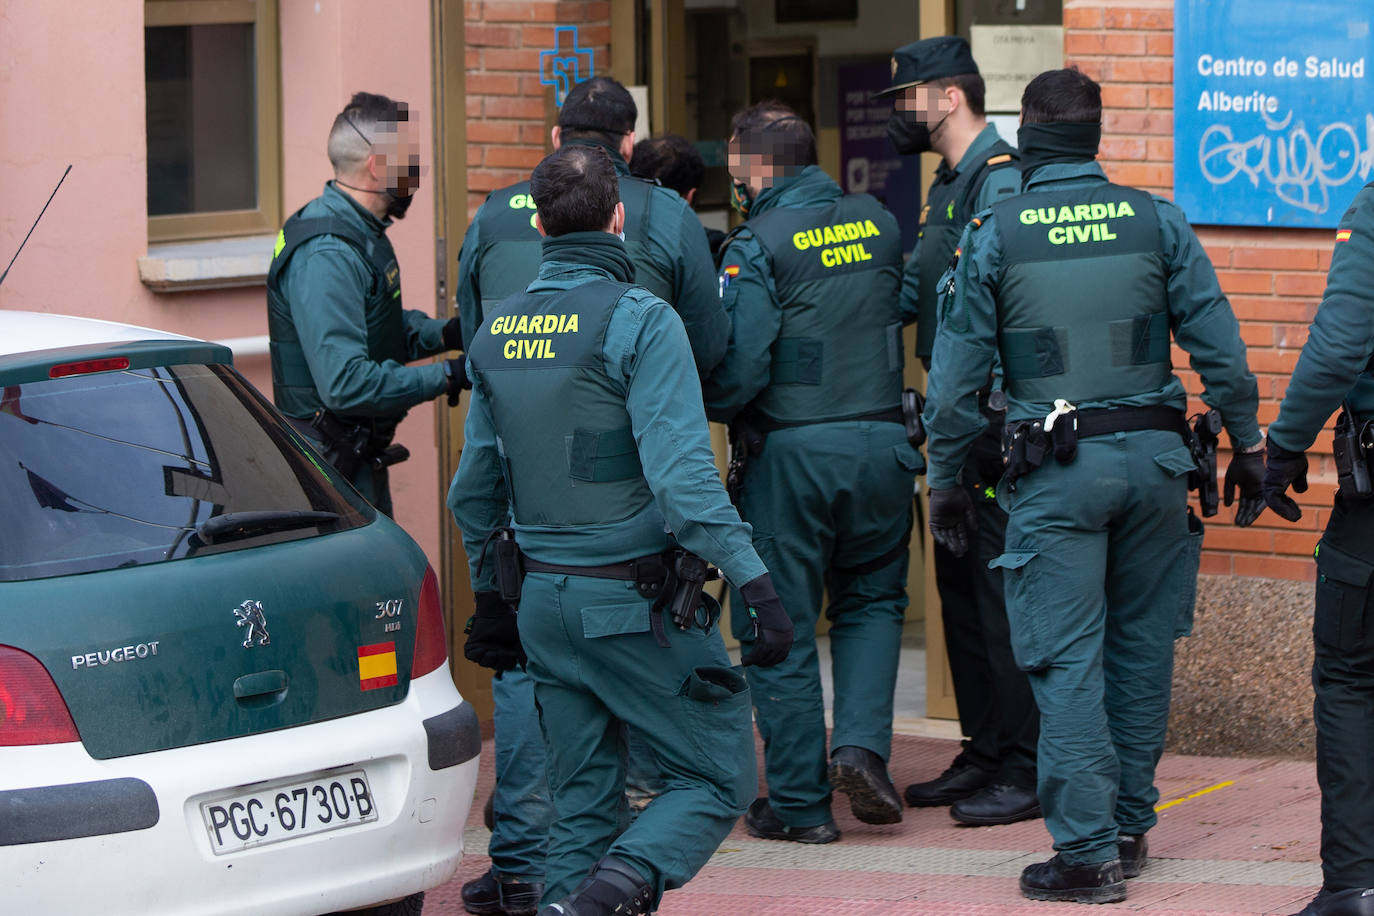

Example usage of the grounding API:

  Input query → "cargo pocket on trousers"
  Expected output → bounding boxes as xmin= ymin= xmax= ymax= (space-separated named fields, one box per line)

xmin=1172 ymin=510 xmax=1205 ymax=638
xmin=678 ymin=666 xmax=756 ymax=807
xmin=892 ymin=442 xmax=925 ymax=477
xmin=581 ymin=601 xmax=652 ymax=639
xmin=1314 ymin=541 xmax=1374 ymax=651
xmin=1152 ymin=445 xmax=1197 ymax=479
xmin=989 ymin=549 xmax=1049 ymax=671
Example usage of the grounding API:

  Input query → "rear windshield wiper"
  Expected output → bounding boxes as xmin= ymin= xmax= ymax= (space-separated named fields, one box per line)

xmin=196 ymin=510 xmax=341 ymax=544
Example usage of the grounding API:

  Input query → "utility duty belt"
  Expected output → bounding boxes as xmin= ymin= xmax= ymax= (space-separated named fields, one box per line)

xmin=289 ymin=411 xmax=408 ymax=481
xmin=1001 ymin=402 xmax=1192 ymax=490
xmin=1333 ymin=403 xmax=1374 ymax=500
xmin=480 ymin=528 xmax=721 ymax=648
xmin=725 ymin=394 xmax=925 ymax=503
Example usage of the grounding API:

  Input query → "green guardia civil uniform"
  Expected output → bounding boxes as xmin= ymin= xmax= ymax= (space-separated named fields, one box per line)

xmin=705 ymin=165 xmax=923 ymax=828
xmin=924 ymin=160 xmax=1261 ymax=865
xmin=266 ymin=181 xmax=449 ymax=515
xmin=448 ymin=233 xmax=763 ymax=907
xmin=452 ymin=142 xmax=729 ymax=886
xmin=456 ymin=140 xmax=728 ymax=374
xmin=1269 ymin=183 xmax=1374 ymax=894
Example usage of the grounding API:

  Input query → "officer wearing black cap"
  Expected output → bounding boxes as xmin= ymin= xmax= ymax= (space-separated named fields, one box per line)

xmin=876 ymin=36 xmax=1040 ymax=827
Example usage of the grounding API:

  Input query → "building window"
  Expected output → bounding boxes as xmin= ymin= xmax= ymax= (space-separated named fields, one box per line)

xmin=145 ymin=0 xmax=280 ymax=242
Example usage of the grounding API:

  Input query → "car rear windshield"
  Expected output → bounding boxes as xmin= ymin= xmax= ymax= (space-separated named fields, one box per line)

xmin=0 ymin=364 xmax=372 ymax=581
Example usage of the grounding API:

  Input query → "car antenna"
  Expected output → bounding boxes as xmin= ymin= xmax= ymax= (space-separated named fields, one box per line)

xmin=0 ymin=164 xmax=72 ymax=289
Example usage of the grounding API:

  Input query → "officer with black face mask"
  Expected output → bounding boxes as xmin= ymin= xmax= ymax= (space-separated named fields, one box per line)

xmin=266 ymin=91 xmax=465 ymax=517
xmin=875 ymin=36 xmax=1041 ymax=829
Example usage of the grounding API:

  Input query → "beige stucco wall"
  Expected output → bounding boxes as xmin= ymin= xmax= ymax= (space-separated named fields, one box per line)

xmin=0 ymin=0 xmax=445 ymax=569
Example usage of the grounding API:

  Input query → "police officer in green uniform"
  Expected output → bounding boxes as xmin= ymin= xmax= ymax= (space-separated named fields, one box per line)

xmin=448 ymin=143 xmax=792 ymax=916
xmin=705 ymin=102 xmax=924 ymax=842
xmin=876 ymin=35 xmax=1041 ymax=827
xmin=266 ymin=92 xmax=464 ymax=518
xmin=923 ymin=69 xmax=1265 ymax=903
xmin=1264 ymin=184 xmax=1374 ymax=916
xmin=452 ymin=77 xmax=728 ymax=916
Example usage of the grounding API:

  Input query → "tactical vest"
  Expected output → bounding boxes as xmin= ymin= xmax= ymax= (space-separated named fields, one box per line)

xmin=915 ymin=144 xmax=1019 ymax=358
xmin=991 ymin=183 xmax=1170 ymax=404
xmin=466 ymin=280 xmax=655 ymax=527
xmin=266 ymin=203 xmax=404 ymax=418
xmin=474 ymin=176 xmax=667 ymax=312
xmin=741 ymin=193 xmax=905 ymax=424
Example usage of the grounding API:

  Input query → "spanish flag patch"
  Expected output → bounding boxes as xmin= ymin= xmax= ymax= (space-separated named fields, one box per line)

xmin=358 ymin=641 xmax=398 ymax=691
xmin=723 ymin=264 xmax=740 ymax=277
xmin=1337 ymin=229 xmax=1353 ymax=242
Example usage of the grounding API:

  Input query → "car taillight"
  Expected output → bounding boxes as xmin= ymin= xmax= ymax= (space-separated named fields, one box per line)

xmin=48 ymin=356 xmax=131 ymax=378
xmin=411 ymin=565 xmax=449 ymax=678
xmin=0 ymin=645 xmax=79 ymax=746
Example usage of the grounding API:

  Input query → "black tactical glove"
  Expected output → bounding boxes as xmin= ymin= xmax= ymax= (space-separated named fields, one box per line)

xmin=1223 ymin=448 xmax=1266 ymax=527
xmin=738 ymin=573 xmax=793 ymax=667
xmin=444 ymin=355 xmax=472 ymax=407
xmin=928 ymin=485 xmax=976 ymax=558
xmin=442 ymin=316 xmax=464 ymax=351
xmin=463 ymin=590 xmax=525 ymax=672
xmin=1262 ymin=438 xmax=1309 ymax=523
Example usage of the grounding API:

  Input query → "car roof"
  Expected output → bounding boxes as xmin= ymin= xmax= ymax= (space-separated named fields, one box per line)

xmin=0 ymin=310 xmax=200 ymax=357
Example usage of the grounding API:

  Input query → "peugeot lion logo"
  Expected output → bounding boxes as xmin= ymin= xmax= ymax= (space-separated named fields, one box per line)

xmin=233 ymin=600 xmax=271 ymax=648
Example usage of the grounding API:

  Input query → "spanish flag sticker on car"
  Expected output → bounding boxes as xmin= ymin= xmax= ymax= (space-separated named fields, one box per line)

xmin=358 ymin=641 xmax=398 ymax=691
xmin=1337 ymin=229 xmax=1352 ymax=242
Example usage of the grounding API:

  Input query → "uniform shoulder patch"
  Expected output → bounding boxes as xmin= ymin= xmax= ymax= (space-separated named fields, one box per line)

xmin=986 ymin=153 xmax=1014 ymax=167
xmin=1337 ymin=228 xmax=1353 ymax=243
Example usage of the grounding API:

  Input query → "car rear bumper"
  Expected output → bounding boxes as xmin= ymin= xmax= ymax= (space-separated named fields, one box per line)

xmin=0 ymin=667 xmax=479 ymax=916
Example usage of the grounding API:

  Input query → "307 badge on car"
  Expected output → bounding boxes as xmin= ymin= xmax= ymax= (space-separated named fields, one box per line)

xmin=201 ymin=766 xmax=377 ymax=855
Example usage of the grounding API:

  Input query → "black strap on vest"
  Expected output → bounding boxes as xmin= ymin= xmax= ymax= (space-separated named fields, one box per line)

xmin=956 ymin=151 xmax=1019 ymax=220
xmin=1073 ymin=404 xmax=1189 ymax=440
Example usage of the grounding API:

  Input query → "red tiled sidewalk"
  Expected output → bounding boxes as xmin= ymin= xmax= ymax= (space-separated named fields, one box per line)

xmin=427 ymin=732 xmax=1322 ymax=915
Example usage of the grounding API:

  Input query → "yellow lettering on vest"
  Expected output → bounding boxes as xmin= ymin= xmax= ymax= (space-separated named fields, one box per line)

xmin=822 ymin=248 xmax=837 ymax=268
xmin=1072 ymin=225 xmax=1092 ymax=243
xmin=793 ymin=231 xmax=809 ymax=250
xmin=1073 ymin=204 xmax=1091 ymax=222
xmin=1048 ymin=226 xmax=1067 ymax=245
xmin=1099 ymin=223 xmax=1117 ymax=240
xmin=514 ymin=315 xmax=529 ymax=335
xmin=503 ymin=338 xmax=516 ymax=359
xmin=806 ymin=228 xmax=823 ymax=248
xmin=1089 ymin=203 xmax=1108 ymax=220
xmin=1056 ymin=206 xmax=1074 ymax=223
xmin=490 ymin=316 xmax=505 ymax=335
xmin=863 ymin=219 xmax=881 ymax=237
xmin=1020 ymin=209 xmax=1039 ymax=225
xmin=1116 ymin=201 xmax=1136 ymax=218
xmin=1038 ymin=207 xmax=1056 ymax=224
xmin=563 ymin=314 xmax=578 ymax=333
xmin=821 ymin=226 xmax=837 ymax=246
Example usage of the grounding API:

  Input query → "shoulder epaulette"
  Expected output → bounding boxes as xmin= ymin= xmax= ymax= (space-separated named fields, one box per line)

xmin=986 ymin=153 xmax=1014 ymax=167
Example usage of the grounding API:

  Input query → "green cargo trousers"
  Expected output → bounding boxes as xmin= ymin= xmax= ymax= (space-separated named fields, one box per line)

xmin=518 ymin=571 xmax=757 ymax=906
xmin=729 ymin=420 xmax=921 ymax=828
xmin=992 ymin=428 xmax=1203 ymax=865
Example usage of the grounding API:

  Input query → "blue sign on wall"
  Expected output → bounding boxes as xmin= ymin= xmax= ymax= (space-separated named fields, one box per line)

xmin=1175 ymin=1 xmax=1374 ymax=227
xmin=838 ymin=61 xmax=922 ymax=254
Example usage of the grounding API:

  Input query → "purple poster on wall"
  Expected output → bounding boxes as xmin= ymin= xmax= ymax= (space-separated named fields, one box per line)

xmin=838 ymin=60 xmax=922 ymax=254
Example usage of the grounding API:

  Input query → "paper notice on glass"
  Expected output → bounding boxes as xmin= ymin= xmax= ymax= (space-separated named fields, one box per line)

xmin=971 ymin=25 xmax=1065 ymax=114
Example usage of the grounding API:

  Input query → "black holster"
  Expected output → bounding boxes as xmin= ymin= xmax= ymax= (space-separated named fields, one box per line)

xmin=1002 ymin=420 xmax=1049 ymax=489
xmin=902 ymin=388 xmax=927 ymax=448
xmin=1333 ymin=408 xmax=1374 ymax=499
xmin=1187 ymin=409 xmax=1222 ymax=516
xmin=726 ymin=414 xmax=766 ymax=503
xmin=310 ymin=410 xmax=407 ymax=480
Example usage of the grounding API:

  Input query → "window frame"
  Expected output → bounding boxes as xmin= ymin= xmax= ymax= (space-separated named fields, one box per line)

xmin=144 ymin=0 xmax=280 ymax=243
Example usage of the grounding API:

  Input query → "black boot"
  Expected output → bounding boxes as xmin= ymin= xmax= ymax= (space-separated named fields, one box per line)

xmin=1117 ymin=833 xmax=1148 ymax=879
xmin=828 ymin=745 xmax=903 ymax=825
xmin=904 ymin=758 xmax=994 ymax=807
xmin=1290 ymin=888 xmax=1374 ymax=916
xmin=537 ymin=857 xmax=653 ymax=916
xmin=743 ymin=797 xmax=840 ymax=844
xmin=949 ymin=783 xmax=1041 ymax=826
xmin=1019 ymin=854 xmax=1127 ymax=904
xmin=462 ymin=868 xmax=544 ymax=916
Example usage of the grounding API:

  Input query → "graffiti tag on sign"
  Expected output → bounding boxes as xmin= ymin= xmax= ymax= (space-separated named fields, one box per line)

xmin=540 ymin=27 xmax=594 ymax=107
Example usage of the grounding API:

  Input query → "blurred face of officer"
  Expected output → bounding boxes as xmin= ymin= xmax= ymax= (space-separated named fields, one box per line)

xmin=369 ymin=120 xmax=424 ymax=218
xmin=727 ymin=137 xmax=783 ymax=203
xmin=888 ymin=84 xmax=957 ymax=156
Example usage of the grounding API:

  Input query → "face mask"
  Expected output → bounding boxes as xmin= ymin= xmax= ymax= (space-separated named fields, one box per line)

xmin=886 ymin=106 xmax=949 ymax=156
xmin=730 ymin=179 xmax=754 ymax=217
xmin=383 ymin=188 xmax=414 ymax=219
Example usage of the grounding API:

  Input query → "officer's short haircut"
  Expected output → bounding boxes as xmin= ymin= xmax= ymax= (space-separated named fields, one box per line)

xmin=1020 ymin=68 xmax=1101 ymax=125
xmin=328 ymin=91 xmax=409 ymax=173
xmin=730 ymin=101 xmax=817 ymax=170
xmin=630 ymin=135 xmax=704 ymax=198
xmin=557 ymin=76 xmax=637 ymax=149
xmin=530 ymin=145 xmax=621 ymax=237
xmin=929 ymin=73 xmax=986 ymax=117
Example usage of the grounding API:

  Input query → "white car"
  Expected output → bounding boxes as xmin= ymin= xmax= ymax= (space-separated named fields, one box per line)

xmin=0 ymin=311 xmax=478 ymax=915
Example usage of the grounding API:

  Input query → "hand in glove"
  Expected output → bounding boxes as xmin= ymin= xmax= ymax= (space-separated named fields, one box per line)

xmin=444 ymin=355 xmax=472 ymax=407
xmin=442 ymin=316 xmax=464 ymax=351
xmin=1262 ymin=438 xmax=1309 ymax=523
xmin=929 ymin=485 xmax=976 ymax=558
xmin=463 ymin=590 xmax=525 ymax=672
xmin=738 ymin=573 xmax=793 ymax=667
xmin=1223 ymin=447 xmax=1267 ymax=527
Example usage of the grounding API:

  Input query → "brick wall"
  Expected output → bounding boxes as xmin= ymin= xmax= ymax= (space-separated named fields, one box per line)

xmin=463 ymin=1 xmax=611 ymax=221
xmin=1066 ymin=0 xmax=1333 ymax=580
